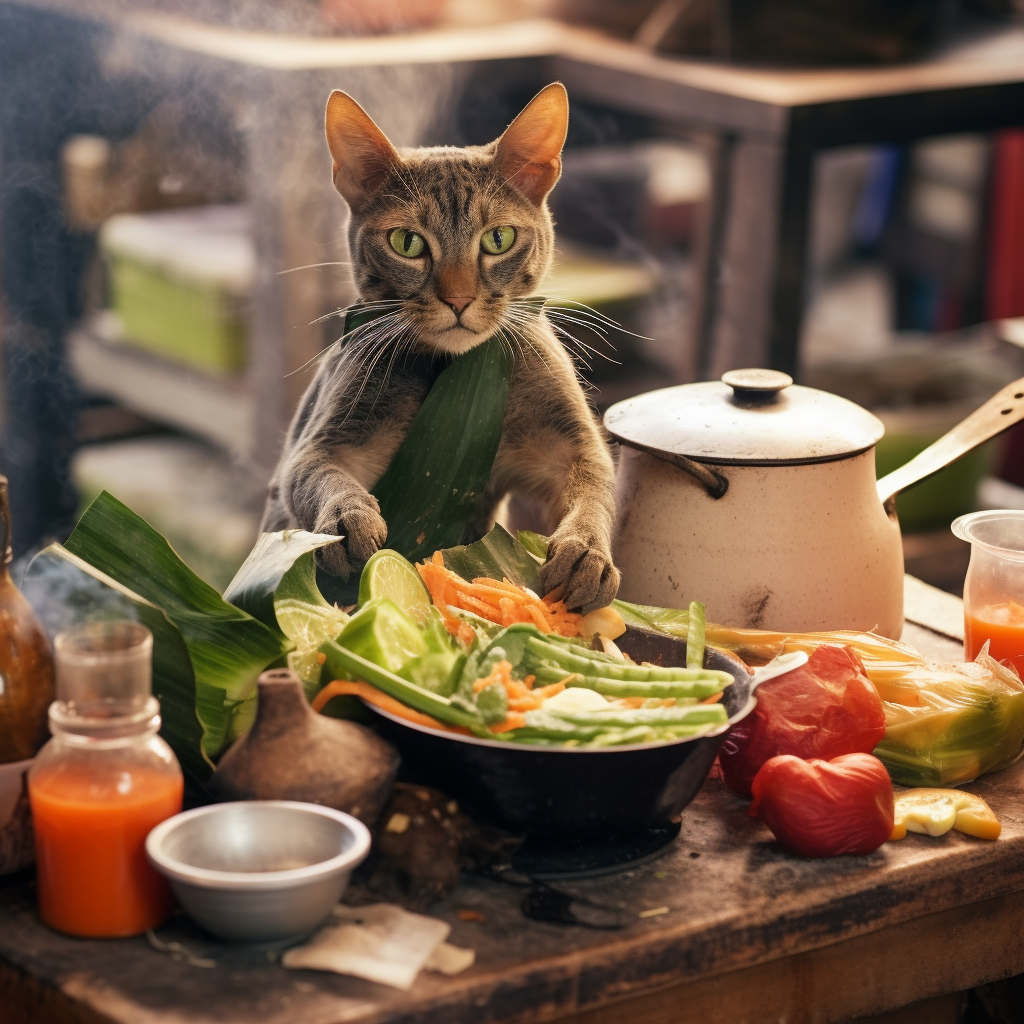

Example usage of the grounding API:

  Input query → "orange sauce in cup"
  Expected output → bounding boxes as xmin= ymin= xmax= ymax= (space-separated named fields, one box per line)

xmin=30 ymin=764 xmax=182 ymax=937
xmin=965 ymin=600 xmax=1024 ymax=676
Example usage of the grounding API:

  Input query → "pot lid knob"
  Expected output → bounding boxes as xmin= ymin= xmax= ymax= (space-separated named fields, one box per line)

xmin=721 ymin=368 xmax=793 ymax=399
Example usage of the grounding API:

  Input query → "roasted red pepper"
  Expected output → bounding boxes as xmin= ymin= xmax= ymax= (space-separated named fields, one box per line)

xmin=749 ymin=753 xmax=894 ymax=857
xmin=719 ymin=645 xmax=886 ymax=797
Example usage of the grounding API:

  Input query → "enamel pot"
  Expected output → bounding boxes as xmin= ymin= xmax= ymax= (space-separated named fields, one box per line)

xmin=605 ymin=369 xmax=1024 ymax=639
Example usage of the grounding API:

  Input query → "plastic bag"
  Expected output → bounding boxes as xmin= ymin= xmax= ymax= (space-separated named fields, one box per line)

xmin=872 ymin=647 xmax=1024 ymax=787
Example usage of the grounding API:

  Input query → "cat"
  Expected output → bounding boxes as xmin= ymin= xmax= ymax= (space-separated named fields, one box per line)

xmin=261 ymin=83 xmax=620 ymax=613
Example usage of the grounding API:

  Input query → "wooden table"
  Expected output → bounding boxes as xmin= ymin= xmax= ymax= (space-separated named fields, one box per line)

xmin=5 ymin=601 xmax=1023 ymax=1024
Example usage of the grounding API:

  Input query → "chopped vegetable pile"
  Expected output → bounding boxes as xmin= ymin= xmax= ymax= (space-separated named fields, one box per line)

xmin=417 ymin=551 xmax=581 ymax=643
xmin=311 ymin=550 xmax=734 ymax=748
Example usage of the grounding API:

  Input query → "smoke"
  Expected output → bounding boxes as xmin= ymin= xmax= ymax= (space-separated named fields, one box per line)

xmin=20 ymin=544 xmax=141 ymax=645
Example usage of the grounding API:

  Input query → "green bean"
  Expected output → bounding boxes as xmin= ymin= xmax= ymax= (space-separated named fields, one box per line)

xmin=583 ymin=726 xmax=661 ymax=747
xmin=565 ymin=675 xmax=727 ymax=700
xmin=320 ymin=640 xmax=482 ymax=729
xmin=524 ymin=637 xmax=732 ymax=686
xmin=505 ymin=722 xmax=721 ymax=747
xmin=687 ymin=601 xmax=706 ymax=670
xmin=544 ymin=705 xmax=727 ymax=728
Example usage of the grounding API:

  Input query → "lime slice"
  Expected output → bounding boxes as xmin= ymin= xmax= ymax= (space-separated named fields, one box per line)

xmin=359 ymin=549 xmax=433 ymax=622
xmin=275 ymin=599 xmax=349 ymax=697
xmin=339 ymin=599 xmax=426 ymax=676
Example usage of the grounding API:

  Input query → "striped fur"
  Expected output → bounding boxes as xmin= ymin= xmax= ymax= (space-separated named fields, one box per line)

xmin=262 ymin=84 xmax=619 ymax=612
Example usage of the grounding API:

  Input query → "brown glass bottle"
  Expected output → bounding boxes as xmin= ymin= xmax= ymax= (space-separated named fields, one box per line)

xmin=0 ymin=477 xmax=55 ymax=763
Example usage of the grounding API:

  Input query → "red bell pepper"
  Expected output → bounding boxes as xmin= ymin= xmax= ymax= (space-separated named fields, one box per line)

xmin=749 ymin=752 xmax=895 ymax=857
xmin=719 ymin=645 xmax=886 ymax=797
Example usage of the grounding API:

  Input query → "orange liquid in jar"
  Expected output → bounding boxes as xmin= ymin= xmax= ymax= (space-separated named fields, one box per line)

xmin=965 ymin=600 xmax=1024 ymax=675
xmin=30 ymin=764 xmax=182 ymax=937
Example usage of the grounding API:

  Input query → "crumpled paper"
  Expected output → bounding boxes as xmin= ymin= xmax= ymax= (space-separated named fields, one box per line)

xmin=281 ymin=903 xmax=474 ymax=989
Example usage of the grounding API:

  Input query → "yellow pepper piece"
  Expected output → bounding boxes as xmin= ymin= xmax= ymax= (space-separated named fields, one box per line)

xmin=890 ymin=788 xmax=1001 ymax=842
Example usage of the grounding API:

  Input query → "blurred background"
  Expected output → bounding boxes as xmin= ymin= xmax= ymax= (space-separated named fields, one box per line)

xmin=1 ymin=0 xmax=1024 ymax=594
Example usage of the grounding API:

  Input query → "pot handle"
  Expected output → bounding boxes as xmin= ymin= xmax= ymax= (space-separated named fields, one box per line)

xmin=619 ymin=440 xmax=730 ymax=499
xmin=876 ymin=374 xmax=1024 ymax=512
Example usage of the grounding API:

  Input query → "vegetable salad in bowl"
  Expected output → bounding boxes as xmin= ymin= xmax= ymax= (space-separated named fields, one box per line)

xmin=311 ymin=549 xmax=735 ymax=749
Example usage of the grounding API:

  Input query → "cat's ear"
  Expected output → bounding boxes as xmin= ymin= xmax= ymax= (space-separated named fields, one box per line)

xmin=494 ymin=82 xmax=568 ymax=206
xmin=325 ymin=91 xmax=400 ymax=211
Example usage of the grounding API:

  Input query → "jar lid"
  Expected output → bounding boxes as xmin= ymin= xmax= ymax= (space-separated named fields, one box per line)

xmin=604 ymin=369 xmax=885 ymax=466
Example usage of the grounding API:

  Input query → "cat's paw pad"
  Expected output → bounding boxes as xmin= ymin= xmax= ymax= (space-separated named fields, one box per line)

xmin=540 ymin=537 xmax=620 ymax=614
xmin=314 ymin=498 xmax=388 ymax=579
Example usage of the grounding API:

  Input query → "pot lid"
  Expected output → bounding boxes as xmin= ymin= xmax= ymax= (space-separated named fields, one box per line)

xmin=604 ymin=369 xmax=885 ymax=466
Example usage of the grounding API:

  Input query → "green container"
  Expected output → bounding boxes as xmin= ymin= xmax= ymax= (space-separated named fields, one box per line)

xmin=875 ymin=403 xmax=995 ymax=534
xmin=100 ymin=205 xmax=251 ymax=375
xmin=108 ymin=253 xmax=247 ymax=374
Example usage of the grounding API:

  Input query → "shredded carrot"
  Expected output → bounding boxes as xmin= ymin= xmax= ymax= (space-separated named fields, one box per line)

xmin=311 ymin=679 xmax=469 ymax=734
xmin=489 ymin=712 xmax=526 ymax=734
xmin=498 ymin=597 xmax=516 ymax=626
xmin=471 ymin=582 xmax=520 ymax=602
xmin=460 ymin=593 xmax=502 ymax=618
xmin=416 ymin=558 xmax=582 ymax=638
xmin=525 ymin=603 xmax=552 ymax=631
xmin=474 ymin=577 xmax=523 ymax=594
xmin=533 ymin=680 xmax=567 ymax=699
xmin=702 ymin=692 xmax=723 ymax=705
xmin=472 ymin=659 xmax=520 ymax=695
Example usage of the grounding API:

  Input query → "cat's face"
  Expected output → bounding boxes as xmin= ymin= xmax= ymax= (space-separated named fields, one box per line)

xmin=326 ymin=85 xmax=568 ymax=356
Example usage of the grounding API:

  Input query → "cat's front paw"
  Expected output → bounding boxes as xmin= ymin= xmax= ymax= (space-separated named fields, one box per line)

xmin=540 ymin=536 xmax=620 ymax=614
xmin=314 ymin=495 xmax=388 ymax=579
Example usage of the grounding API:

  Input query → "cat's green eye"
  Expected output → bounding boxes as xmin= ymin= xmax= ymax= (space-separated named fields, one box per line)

xmin=481 ymin=226 xmax=516 ymax=255
xmin=388 ymin=228 xmax=426 ymax=258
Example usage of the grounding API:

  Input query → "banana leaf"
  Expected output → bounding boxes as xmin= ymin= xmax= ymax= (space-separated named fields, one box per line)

xmin=441 ymin=525 xmax=543 ymax=591
xmin=224 ymin=529 xmax=339 ymax=629
xmin=516 ymin=530 xmax=550 ymax=561
xmin=22 ymin=544 xmax=211 ymax=798
xmin=371 ymin=333 xmax=514 ymax=564
xmin=257 ymin=302 xmax=544 ymax=605
xmin=62 ymin=491 xmax=287 ymax=756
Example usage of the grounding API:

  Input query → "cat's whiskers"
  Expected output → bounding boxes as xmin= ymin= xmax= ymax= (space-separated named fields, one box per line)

xmin=277 ymin=261 xmax=353 ymax=275
xmin=337 ymin=307 xmax=423 ymax=417
xmin=544 ymin=297 xmax=653 ymax=343
xmin=308 ymin=298 xmax=403 ymax=328
xmin=496 ymin=307 xmax=555 ymax=373
xmin=331 ymin=307 xmax=407 ymax=382
xmin=542 ymin=312 xmax=621 ymax=364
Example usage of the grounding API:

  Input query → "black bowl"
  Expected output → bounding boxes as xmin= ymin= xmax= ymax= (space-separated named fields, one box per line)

xmin=367 ymin=627 xmax=754 ymax=837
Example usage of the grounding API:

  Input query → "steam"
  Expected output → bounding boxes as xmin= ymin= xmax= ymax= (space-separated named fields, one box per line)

xmin=20 ymin=546 xmax=140 ymax=645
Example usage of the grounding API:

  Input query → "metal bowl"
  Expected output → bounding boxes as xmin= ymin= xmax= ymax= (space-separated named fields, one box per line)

xmin=367 ymin=628 xmax=754 ymax=837
xmin=145 ymin=800 xmax=371 ymax=945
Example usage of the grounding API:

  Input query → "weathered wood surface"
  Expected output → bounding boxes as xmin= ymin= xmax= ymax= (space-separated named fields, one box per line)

xmin=2 ymin=616 xmax=1005 ymax=1024
xmin=4 ymin=738 xmax=1024 ymax=1024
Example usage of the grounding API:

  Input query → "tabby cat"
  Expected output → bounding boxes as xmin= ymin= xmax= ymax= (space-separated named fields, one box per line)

xmin=261 ymin=83 xmax=619 ymax=613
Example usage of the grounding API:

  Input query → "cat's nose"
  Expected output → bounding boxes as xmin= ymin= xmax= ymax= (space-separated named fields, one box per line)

xmin=441 ymin=295 xmax=475 ymax=315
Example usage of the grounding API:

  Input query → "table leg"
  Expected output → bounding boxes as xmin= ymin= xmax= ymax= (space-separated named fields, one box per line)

xmin=703 ymin=135 xmax=814 ymax=380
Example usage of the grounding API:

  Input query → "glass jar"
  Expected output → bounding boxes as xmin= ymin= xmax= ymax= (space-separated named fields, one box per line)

xmin=28 ymin=621 xmax=183 ymax=937
xmin=952 ymin=510 xmax=1024 ymax=674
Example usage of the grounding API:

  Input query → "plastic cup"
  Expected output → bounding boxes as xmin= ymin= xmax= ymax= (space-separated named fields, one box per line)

xmin=952 ymin=510 xmax=1024 ymax=674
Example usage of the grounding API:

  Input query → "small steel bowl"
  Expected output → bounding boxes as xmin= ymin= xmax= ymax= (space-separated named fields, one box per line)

xmin=146 ymin=800 xmax=371 ymax=945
